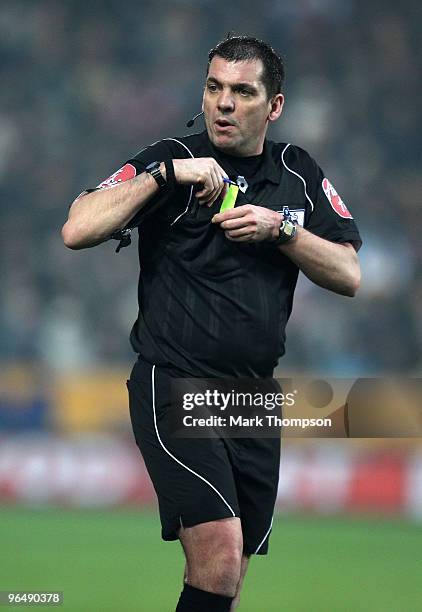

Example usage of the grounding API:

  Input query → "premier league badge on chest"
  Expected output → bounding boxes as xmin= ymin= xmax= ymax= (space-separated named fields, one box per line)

xmin=236 ymin=176 xmax=248 ymax=193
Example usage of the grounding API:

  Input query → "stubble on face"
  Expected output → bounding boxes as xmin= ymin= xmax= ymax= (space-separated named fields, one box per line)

xmin=203 ymin=57 xmax=272 ymax=157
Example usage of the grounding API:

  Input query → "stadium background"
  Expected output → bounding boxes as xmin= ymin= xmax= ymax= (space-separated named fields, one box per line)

xmin=0 ymin=1 xmax=421 ymax=610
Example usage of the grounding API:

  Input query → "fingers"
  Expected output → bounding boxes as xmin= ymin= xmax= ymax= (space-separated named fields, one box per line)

xmin=196 ymin=161 xmax=228 ymax=206
xmin=223 ymin=223 xmax=257 ymax=241
xmin=213 ymin=213 xmax=257 ymax=241
xmin=212 ymin=206 xmax=250 ymax=224
xmin=174 ymin=158 xmax=228 ymax=206
xmin=209 ymin=167 xmax=224 ymax=206
xmin=217 ymin=216 xmax=253 ymax=231
xmin=195 ymin=172 xmax=216 ymax=206
xmin=212 ymin=205 xmax=267 ymax=242
xmin=213 ymin=206 xmax=280 ymax=243
xmin=224 ymin=225 xmax=254 ymax=237
xmin=197 ymin=172 xmax=222 ymax=206
xmin=225 ymin=232 xmax=256 ymax=242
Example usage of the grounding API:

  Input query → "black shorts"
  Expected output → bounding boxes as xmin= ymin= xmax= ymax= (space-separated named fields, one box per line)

xmin=127 ymin=359 xmax=281 ymax=556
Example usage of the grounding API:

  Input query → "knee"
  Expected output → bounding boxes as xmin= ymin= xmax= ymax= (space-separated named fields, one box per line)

xmin=190 ymin=542 xmax=242 ymax=596
xmin=204 ymin=545 xmax=242 ymax=595
xmin=181 ymin=518 xmax=243 ymax=596
xmin=215 ymin=545 xmax=242 ymax=585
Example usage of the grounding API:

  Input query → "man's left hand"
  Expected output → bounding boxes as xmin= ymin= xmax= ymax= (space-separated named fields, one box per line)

xmin=212 ymin=205 xmax=281 ymax=242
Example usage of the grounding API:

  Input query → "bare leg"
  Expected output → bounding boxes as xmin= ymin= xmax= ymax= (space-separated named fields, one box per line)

xmin=179 ymin=517 xmax=243 ymax=597
xmin=231 ymin=554 xmax=250 ymax=610
xmin=182 ymin=563 xmax=188 ymax=585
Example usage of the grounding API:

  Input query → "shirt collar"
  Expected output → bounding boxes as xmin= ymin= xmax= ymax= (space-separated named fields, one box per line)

xmin=201 ymin=131 xmax=280 ymax=185
xmin=256 ymin=139 xmax=280 ymax=185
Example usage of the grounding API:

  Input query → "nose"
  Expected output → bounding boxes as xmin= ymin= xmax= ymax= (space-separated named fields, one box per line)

xmin=217 ymin=89 xmax=235 ymax=113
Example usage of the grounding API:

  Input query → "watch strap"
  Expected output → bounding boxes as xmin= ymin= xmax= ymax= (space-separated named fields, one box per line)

xmin=146 ymin=161 xmax=167 ymax=189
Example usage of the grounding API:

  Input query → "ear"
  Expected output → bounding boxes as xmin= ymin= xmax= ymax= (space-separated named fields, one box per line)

xmin=201 ymin=87 xmax=206 ymax=112
xmin=268 ymin=94 xmax=284 ymax=123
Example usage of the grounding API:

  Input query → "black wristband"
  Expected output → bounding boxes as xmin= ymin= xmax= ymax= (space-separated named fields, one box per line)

xmin=164 ymin=159 xmax=176 ymax=190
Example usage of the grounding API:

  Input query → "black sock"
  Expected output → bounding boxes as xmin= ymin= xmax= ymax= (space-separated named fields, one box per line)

xmin=175 ymin=584 xmax=233 ymax=612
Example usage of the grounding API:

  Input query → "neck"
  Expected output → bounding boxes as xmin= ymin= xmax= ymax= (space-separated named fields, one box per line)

xmin=215 ymin=138 xmax=266 ymax=158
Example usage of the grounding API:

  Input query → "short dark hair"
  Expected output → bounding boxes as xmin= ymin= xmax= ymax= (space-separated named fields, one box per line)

xmin=207 ymin=35 xmax=285 ymax=100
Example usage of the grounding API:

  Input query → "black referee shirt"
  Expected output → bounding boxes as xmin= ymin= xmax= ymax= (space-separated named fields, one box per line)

xmin=93 ymin=130 xmax=362 ymax=378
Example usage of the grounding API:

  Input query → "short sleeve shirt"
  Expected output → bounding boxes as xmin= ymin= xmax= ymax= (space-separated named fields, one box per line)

xmin=91 ymin=130 xmax=362 ymax=378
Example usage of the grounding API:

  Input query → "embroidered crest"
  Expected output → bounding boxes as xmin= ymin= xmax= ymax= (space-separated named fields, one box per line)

xmin=97 ymin=163 xmax=137 ymax=189
xmin=322 ymin=178 xmax=353 ymax=219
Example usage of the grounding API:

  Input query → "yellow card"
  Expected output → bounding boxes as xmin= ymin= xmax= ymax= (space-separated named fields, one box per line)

xmin=220 ymin=184 xmax=239 ymax=212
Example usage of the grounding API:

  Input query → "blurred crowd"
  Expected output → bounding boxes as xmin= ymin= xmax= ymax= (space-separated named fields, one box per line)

xmin=0 ymin=0 xmax=421 ymax=375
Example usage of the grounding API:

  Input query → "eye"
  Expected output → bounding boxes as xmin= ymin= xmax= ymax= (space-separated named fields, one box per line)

xmin=207 ymin=82 xmax=218 ymax=92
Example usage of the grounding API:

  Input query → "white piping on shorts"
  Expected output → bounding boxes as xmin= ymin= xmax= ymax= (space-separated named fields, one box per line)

xmin=150 ymin=365 xmax=236 ymax=518
xmin=281 ymin=144 xmax=315 ymax=212
xmin=254 ymin=516 xmax=274 ymax=554
xmin=254 ymin=434 xmax=282 ymax=554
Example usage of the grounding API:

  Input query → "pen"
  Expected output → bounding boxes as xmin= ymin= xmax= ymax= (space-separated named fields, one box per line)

xmin=223 ymin=177 xmax=238 ymax=186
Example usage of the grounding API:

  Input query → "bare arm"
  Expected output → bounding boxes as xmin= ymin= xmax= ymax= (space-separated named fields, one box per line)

xmin=277 ymin=227 xmax=360 ymax=297
xmin=62 ymin=168 xmax=160 ymax=249
xmin=62 ymin=158 xmax=229 ymax=250
xmin=211 ymin=205 xmax=360 ymax=297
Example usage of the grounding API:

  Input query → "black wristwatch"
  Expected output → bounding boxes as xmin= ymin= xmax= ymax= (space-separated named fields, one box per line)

xmin=274 ymin=219 xmax=297 ymax=245
xmin=146 ymin=161 xmax=167 ymax=189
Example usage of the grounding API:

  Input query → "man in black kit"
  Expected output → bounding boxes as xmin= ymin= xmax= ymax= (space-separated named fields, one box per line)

xmin=62 ymin=36 xmax=361 ymax=612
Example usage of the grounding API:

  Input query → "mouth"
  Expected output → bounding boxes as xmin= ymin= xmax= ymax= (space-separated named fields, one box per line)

xmin=214 ymin=118 xmax=236 ymax=131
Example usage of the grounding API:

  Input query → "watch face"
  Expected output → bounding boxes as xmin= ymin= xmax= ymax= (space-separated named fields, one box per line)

xmin=277 ymin=220 xmax=296 ymax=245
xmin=284 ymin=222 xmax=295 ymax=236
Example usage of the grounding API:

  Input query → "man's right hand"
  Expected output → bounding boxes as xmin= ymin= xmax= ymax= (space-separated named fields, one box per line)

xmin=173 ymin=158 xmax=229 ymax=206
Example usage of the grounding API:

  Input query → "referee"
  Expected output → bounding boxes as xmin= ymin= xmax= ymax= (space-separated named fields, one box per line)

xmin=62 ymin=36 xmax=361 ymax=612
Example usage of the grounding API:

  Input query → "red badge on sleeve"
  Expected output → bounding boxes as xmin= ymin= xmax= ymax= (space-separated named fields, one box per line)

xmin=322 ymin=178 xmax=353 ymax=219
xmin=97 ymin=163 xmax=137 ymax=188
